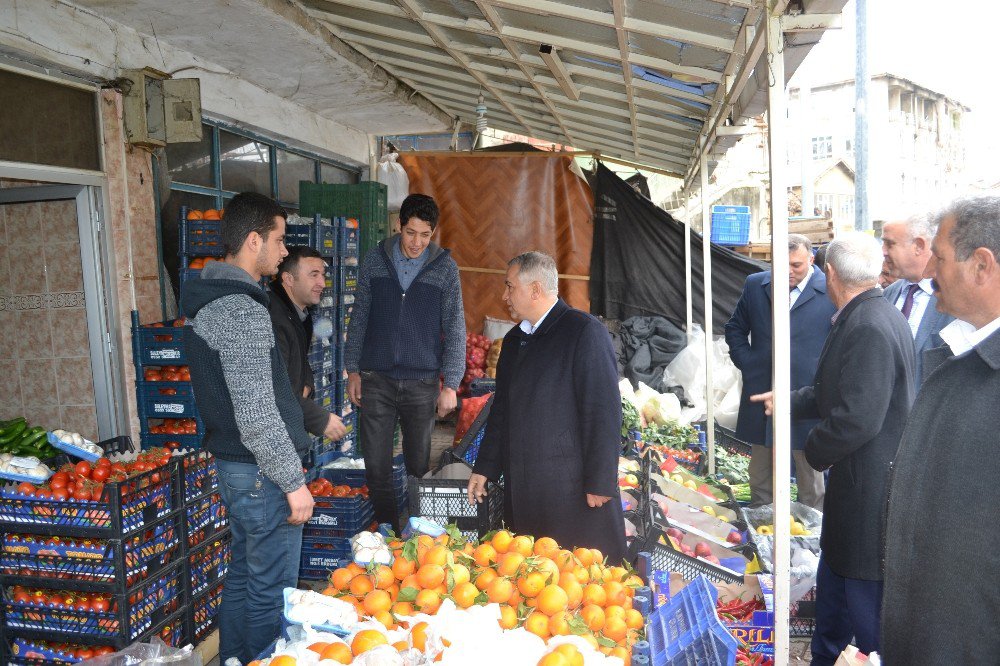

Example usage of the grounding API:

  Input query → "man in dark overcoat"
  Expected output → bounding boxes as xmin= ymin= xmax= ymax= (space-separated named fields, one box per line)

xmin=467 ymin=251 xmax=626 ymax=562
xmin=753 ymin=233 xmax=915 ymax=666
xmin=725 ymin=234 xmax=835 ymax=510
xmin=882 ymin=196 xmax=1000 ymax=664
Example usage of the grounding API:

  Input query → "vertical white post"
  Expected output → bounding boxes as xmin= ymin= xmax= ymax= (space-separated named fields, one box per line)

xmin=700 ymin=153 xmax=715 ymax=475
xmin=685 ymin=194 xmax=694 ymax=333
xmin=766 ymin=8 xmax=792 ymax=665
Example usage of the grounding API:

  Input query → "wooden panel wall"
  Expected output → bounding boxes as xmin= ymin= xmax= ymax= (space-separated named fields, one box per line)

xmin=398 ymin=153 xmax=595 ymax=333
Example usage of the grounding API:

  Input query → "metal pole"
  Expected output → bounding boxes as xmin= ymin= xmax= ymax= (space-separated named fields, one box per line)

xmin=800 ymin=82 xmax=814 ymax=217
xmin=766 ymin=8 xmax=792 ymax=664
xmin=685 ymin=193 xmax=694 ymax=333
xmin=855 ymin=0 xmax=870 ymax=230
xmin=700 ymin=153 xmax=715 ymax=475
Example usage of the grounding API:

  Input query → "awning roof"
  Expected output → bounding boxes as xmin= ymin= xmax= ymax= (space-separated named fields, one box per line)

xmin=302 ymin=0 xmax=846 ymax=178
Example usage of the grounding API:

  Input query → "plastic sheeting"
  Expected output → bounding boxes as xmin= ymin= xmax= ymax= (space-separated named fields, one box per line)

xmin=590 ymin=163 xmax=767 ymax=335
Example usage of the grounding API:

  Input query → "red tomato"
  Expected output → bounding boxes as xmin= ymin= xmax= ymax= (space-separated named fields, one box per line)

xmin=91 ymin=466 xmax=110 ymax=482
xmin=74 ymin=461 xmax=92 ymax=478
xmin=90 ymin=484 xmax=104 ymax=501
xmin=35 ymin=489 xmax=51 ymax=500
xmin=15 ymin=482 xmax=35 ymax=496
xmin=94 ymin=457 xmax=111 ymax=469
xmin=49 ymin=472 xmax=69 ymax=489
xmin=51 ymin=488 xmax=70 ymax=501
xmin=71 ymin=487 xmax=91 ymax=501
xmin=91 ymin=597 xmax=110 ymax=613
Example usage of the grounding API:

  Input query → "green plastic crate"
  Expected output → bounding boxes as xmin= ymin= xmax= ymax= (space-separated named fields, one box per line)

xmin=299 ymin=182 xmax=389 ymax=257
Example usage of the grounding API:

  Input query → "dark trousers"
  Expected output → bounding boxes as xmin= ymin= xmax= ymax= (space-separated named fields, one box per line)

xmin=359 ymin=371 xmax=438 ymax=532
xmin=811 ymin=556 xmax=883 ymax=666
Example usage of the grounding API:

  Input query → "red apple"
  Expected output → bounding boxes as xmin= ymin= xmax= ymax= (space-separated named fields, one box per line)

xmin=727 ymin=531 xmax=743 ymax=545
xmin=694 ymin=542 xmax=712 ymax=558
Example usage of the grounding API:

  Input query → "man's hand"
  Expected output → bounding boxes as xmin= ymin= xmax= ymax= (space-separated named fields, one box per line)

xmin=302 ymin=386 xmax=310 ymax=398
xmin=286 ymin=485 xmax=314 ymax=524
xmin=437 ymin=387 xmax=458 ymax=419
xmin=467 ymin=473 xmax=488 ymax=505
xmin=348 ymin=372 xmax=362 ymax=406
xmin=324 ymin=413 xmax=348 ymax=440
xmin=750 ymin=391 xmax=774 ymax=416
xmin=587 ymin=494 xmax=612 ymax=508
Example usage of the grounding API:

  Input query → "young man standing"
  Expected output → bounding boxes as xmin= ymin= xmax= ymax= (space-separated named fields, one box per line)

xmin=345 ymin=193 xmax=465 ymax=532
xmin=268 ymin=246 xmax=348 ymax=441
xmin=181 ymin=192 xmax=314 ymax=665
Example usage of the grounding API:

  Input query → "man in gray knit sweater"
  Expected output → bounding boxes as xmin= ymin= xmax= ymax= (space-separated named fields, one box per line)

xmin=181 ymin=192 xmax=313 ymax=665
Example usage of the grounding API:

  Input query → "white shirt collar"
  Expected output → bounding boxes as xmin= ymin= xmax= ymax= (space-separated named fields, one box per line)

xmin=519 ymin=299 xmax=559 ymax=335
xmin=914 ymin=277 xmax=934 ymax=295
xmin=939 ymin=314 xmax=1000 ymax=356
xmin=793 ymin=265 xmax=815 ymax=293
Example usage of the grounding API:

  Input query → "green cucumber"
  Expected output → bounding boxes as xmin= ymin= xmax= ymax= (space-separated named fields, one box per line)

xmin=0 ymin=418 xmax=26 ymax=436
xmin=0 ymin=422 xmax=27 ymax=444
xmin=19 ymin=430 xmax=47 ymax=449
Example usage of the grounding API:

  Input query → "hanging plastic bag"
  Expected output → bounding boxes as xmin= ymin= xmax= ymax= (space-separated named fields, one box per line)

xmin=376 ymin=153 xmax=409 ymax=212
xmin=77 ymin=638 xmax=200 ymax=666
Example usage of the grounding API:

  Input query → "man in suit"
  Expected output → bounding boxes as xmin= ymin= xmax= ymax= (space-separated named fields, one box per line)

xmin=882 ymin=214 xmax=954 ymax=384
xmin=753 ymin=233 xmax=915 ymax=666
xmin=725 ymin=234 xmax=835 ymax=511
xmin=882 ymin=196 xmax=1000 ymax=664
xmin=467 ymin=251 xmax=626 ymax=561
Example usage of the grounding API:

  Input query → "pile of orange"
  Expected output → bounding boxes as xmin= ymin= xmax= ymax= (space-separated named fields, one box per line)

xmin=186 ymin=208 xmax=224 ymax=220
xmin=318 ymin=530 xmax=644 ymax=663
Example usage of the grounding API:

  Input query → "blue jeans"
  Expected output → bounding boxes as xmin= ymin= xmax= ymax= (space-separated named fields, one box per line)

xmin=811 ymin=556 xmax=883 ymax=666
xmin=215 ymin=459 xmax=303 ymax=664
xmin=359 ymin=371 xmax=438 ymax=532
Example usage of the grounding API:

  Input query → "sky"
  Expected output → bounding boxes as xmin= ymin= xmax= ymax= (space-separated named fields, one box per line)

xmin=791 ymin=0 xmax=1000 ymax=182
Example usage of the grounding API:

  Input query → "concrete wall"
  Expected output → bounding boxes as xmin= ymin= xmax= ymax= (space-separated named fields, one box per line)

xmin=0 ymin=0 xmax=371 ymax=167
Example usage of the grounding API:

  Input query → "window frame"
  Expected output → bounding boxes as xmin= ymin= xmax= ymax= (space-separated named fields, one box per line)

xmin=154 ymin=118 xmax=362 ymax=317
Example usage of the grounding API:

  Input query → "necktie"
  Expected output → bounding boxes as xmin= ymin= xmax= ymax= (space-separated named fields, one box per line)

xmin=900 ymin=283 xmax=920 ymax=320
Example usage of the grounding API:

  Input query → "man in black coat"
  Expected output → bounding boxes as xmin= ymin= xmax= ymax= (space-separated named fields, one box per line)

xmin=882 ymin=196 xmax=1000 ymax=665
xmin=268 ymin=246 xmax=348 ymax=442
xmin=467 ymin=251 xmax=626 ymax=562
xmin=753 ymin=233 xmax=915 ymax=666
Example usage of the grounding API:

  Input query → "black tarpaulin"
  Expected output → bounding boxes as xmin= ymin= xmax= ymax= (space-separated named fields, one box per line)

xmin=590 ymin=163 xmax=767 ymax=335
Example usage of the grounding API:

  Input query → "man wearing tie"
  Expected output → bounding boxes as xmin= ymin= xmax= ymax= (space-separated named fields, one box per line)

xmin=725 ymin=234 xmax=836 ymax=511
xmin=881 ymin=214 xmax=954 ymax=385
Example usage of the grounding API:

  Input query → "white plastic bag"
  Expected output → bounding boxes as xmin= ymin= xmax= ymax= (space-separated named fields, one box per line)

xmin=376 ymin=153 xmax=409 ymax=212
xmin=77 ymin=638 xmax=200 ymax=665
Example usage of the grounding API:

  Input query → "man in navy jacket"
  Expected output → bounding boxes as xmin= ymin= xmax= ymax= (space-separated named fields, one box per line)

xmin=724 ymin=234 xmax=835 ymax=510
xmin=881 ymin=214 xmax=954 ymax=385
xmin=345 ymin=194 xmax=466 ymax=532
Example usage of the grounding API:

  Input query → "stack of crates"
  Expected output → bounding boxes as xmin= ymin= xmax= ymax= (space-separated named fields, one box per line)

xmin=285 ymin=213 xmax=360 ymax=470
xmin=131 ymin=311 xmax=203 ymax=452
xmin=299 ymin=470 xmax=375 ymax=580
xmin=0 ymin=438 xmax=190 ymax=662
xmin=299 ymin=181 xmax=389 ymax=259
xmin=177 ymin=207 xmax=226 ymax=286
xmin=180 ymin=451 xmax=230 ymax=645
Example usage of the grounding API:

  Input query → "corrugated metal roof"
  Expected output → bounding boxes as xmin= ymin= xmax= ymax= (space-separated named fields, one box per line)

xmin=304 ymin=0 xmax=847 ymax=176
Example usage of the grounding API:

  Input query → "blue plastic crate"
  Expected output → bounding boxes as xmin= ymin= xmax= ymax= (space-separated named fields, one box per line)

xmin=337 ymin=222 xmax=360 ymax=258
xmin=646 ymin=575 xmax=738 ymax=666
xmin=137 ymin=381 xmax=199 ymax=419
xmin=469 ymin=377 xmax=496 ymax=397
xmin=307 ymin=494 xmax=374 ymax=532
xmin=180 ymin=219 xmax=224 ymax=256
xmin=141 ymin=433 xmax=203 ymax=451
xmin=336 ymin=265 xmax=358 ymax=294
xmin=710 ymin=207 xmax=751 ymax=246
xmin=308 ymin=344 xmax=335 ymax=372
xmin=134 ymin=320 xmax=188 ymax=365
xmin=317 ymin=380 xmax=350 ymax=414
xmin=285 ymin=218 xmax=338 ymax=257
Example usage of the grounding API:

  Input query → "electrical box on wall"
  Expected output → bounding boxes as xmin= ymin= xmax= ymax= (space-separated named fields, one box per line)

xmin=121 ymin=67 xmax=202 ymax=147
